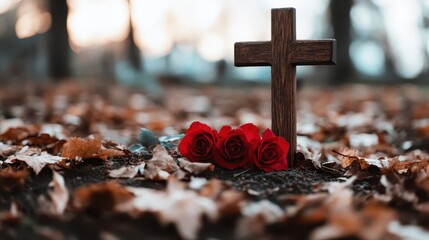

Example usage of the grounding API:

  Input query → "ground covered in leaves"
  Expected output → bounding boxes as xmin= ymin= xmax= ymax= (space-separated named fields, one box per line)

xmin=1 ymin=82 xmax=429 ymax=239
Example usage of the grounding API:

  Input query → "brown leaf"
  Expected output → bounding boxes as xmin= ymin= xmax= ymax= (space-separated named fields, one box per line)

xmin=97 ymin=148 xmax=125 ymax=161
xmin=199 ymin=178 xmax=222 ymax=197
xmin=150 ymin=145 xmax=179 ymax=172
xmin=309 ymin=182 xmax=396 ymax=240
xmin=0 ymin=127 xmax=32 ymax=143
xmin=24 ymin=133 xmax=59 ymax=147
xmin=73 ymin=182 xmax=134 ymax=212
xmin=0 ymin=142 xmax=19 ymax=158
xmin=333 ymin=149 xmax=389 ymax=170
xmin=144 ymin=163 xmax=170 ymax=180
xmin=121 ymin=181 xmax=218 ymax=240
xmin=334 ymin=148 xmax=359 ymax=168
xmin=0 ymin=167 xmax=29 ymax=192
xmin=392 ymin=159 xmax=429 ymax=174
xmin=7 ymin=146 xmax=63 ymax=174
xmin=61 ymin=137 xmax=102 ymax=159
xmin=197 ymin=178 xmax=244 ymax=217
xmin=61 ymin=137 xmax=125 ymax=160
xmin=142 ymin=145 xmax=179 ymax=180
xmin=178 ymin=158 xmax=213 ymax=174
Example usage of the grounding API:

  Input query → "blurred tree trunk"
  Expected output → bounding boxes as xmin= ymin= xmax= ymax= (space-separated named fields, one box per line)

xmin=329 ymin=0 xmax=354 ymax=83
xmin=127 ymin=0 xmax=142 ymax=71
xmin=47 ymin=0 xmax=70 ymax=80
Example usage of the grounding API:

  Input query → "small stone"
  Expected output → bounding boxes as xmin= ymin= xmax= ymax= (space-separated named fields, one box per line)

xmin=139 ymin=128 xmax=160 ymax=148
xmin=128 ymin=143 xmax=147 ymax=153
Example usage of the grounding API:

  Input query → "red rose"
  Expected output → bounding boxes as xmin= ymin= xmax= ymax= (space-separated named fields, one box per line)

xmin=179 ymin=122 xmax=219 ymax=162
xmin=214 ymin=123 xmax=260 ymax=170
xmin=251 ymin=129 xmax=289 ymax=172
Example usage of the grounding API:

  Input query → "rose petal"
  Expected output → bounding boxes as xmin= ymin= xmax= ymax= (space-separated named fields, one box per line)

xmin=187 ymin=122 xmax=212 ymax=134
xmin=261 ymin=129 xmax=277 ymax=140
xmin=239 ymin=123 xmax=260 ymax=143
xmin=219 ymin=125 xmax=232 ymax=138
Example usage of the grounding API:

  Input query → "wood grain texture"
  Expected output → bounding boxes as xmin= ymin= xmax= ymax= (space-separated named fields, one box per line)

xmin=234 ymin=42 xmax=272 ymax=66
xmin=290 ymin=40 xmax=337 ymax=65
xmin=271 ymin=8 xmax=297 ymax=167
xmin=233 ymin=8 xmax=337 ymax=167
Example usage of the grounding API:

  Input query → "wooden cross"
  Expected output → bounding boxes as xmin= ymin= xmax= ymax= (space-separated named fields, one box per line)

xmin=234 ymin=8 xmax=336 ymax=167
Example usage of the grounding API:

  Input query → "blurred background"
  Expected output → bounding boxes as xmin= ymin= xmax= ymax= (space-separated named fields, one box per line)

xmin=2 ymin=0 xmax=429 ymax=88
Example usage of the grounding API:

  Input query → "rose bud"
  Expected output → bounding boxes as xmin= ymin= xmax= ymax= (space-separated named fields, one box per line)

xmin=214 ymin=123 xmax=260 ymax=170
xmin=179 ymin=121 xmax=219 ymax=163
xmin=251 ymin=129 xmax=289 ymax=172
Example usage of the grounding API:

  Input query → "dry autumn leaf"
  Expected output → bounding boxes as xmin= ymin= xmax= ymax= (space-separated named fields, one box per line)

xmin=108 ymin=163 xmax=145 ymax=179
xmin=61 ymin=137 xmax=102 ymax=159
xmin=73 ymin=182 xmax=134 ymax=212
xmin=61 ymin=137 xmax=124 ymax=160
xmin=142 ymin=145 xmax=179 ymax=180
xmin=0 ymin=127 xmax=32 ymax=143
xmin=0 ymin=142 xmax=19 ymax=158
xmin=120 ymin=180 xmax=219 ymax=240
xmin=6 ymin=146 xmax=63 ymax=174
xmin=177 ymin=158 xmax=214 ymax=174
xmin=49 ymin=171 xmax=69 ymax=215
xmin=0 ymin=167 xmax=29 ymax=191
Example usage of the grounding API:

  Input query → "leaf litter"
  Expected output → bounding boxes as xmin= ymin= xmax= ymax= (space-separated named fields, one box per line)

xmin=1 ymin=83 xmax=429 ymax=239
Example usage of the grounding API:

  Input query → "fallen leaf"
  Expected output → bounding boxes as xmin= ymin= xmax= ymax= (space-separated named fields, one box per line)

xmin=309 ymin=181 xmax=395 ymax=240
xmin=334 ymin=148 xmax=359 ymax=168
xmin=0 ymin=142 xmax=19 ymax=158
xmin=73 ymin=182 xmax=134 ymax=212
xmin=61 ymin=137 xmax=102 ymax=159
xmin=236 ymin=200 xmax=285 ymax=239
xmin=0 ymin=167 xmax=29 ymax=191
xmin=7 ymin=146 xmax=63 ymax=174
xmin=150 ymin=145 xmax=179 ymax=172
xmin=0 ymin=127 xmax=32 ymax=143
xmin=24 ymin=133 xmax=60 ymax=147
xmin=108 ymin=163 xmax=145 ymax=179
xmin=197 ymin=178 xmax=245 ymax=217
xmin=49 ymin=171 xmax=69 ymax=215
xmin=97 ymin=148 xmax=125 ymax=161
xmin=61 ymin=137 xmax=125 ymax=160
xmin=143 ymin=145 xmax=179 ymax=180
xmin=333 ymin=149 xmax=390 ymax=170
xmin=120 ymin=180 xmax=218 ymax=240
xmin=178 ymin=158 xmax=213 ymax=174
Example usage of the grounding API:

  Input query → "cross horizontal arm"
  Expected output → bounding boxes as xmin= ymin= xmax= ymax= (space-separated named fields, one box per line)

xmin=234 ymin=41 xmax=272 ymax=66
xmin=290 ymin=40 xmax=336 ymax=65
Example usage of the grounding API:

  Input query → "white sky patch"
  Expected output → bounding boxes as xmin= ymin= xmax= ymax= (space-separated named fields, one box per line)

xmin=380 ymin=0 xmax=425 ymax=79
xmin=0 ymin=0 xmax=21 ymax=15
xmin=350 ymin=40 xmax=386 ymax=76
xmin=67 ymin=0 xmax=129 ymax=49
xmin=15 ymin=1 xmax=51 ymax=39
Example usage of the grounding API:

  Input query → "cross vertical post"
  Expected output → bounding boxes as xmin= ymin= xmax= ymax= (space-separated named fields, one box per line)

xmin=271 ymin=9 xmax=296 ymax=169
xmin=234 ymin=8 xmax=336 ymax=167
